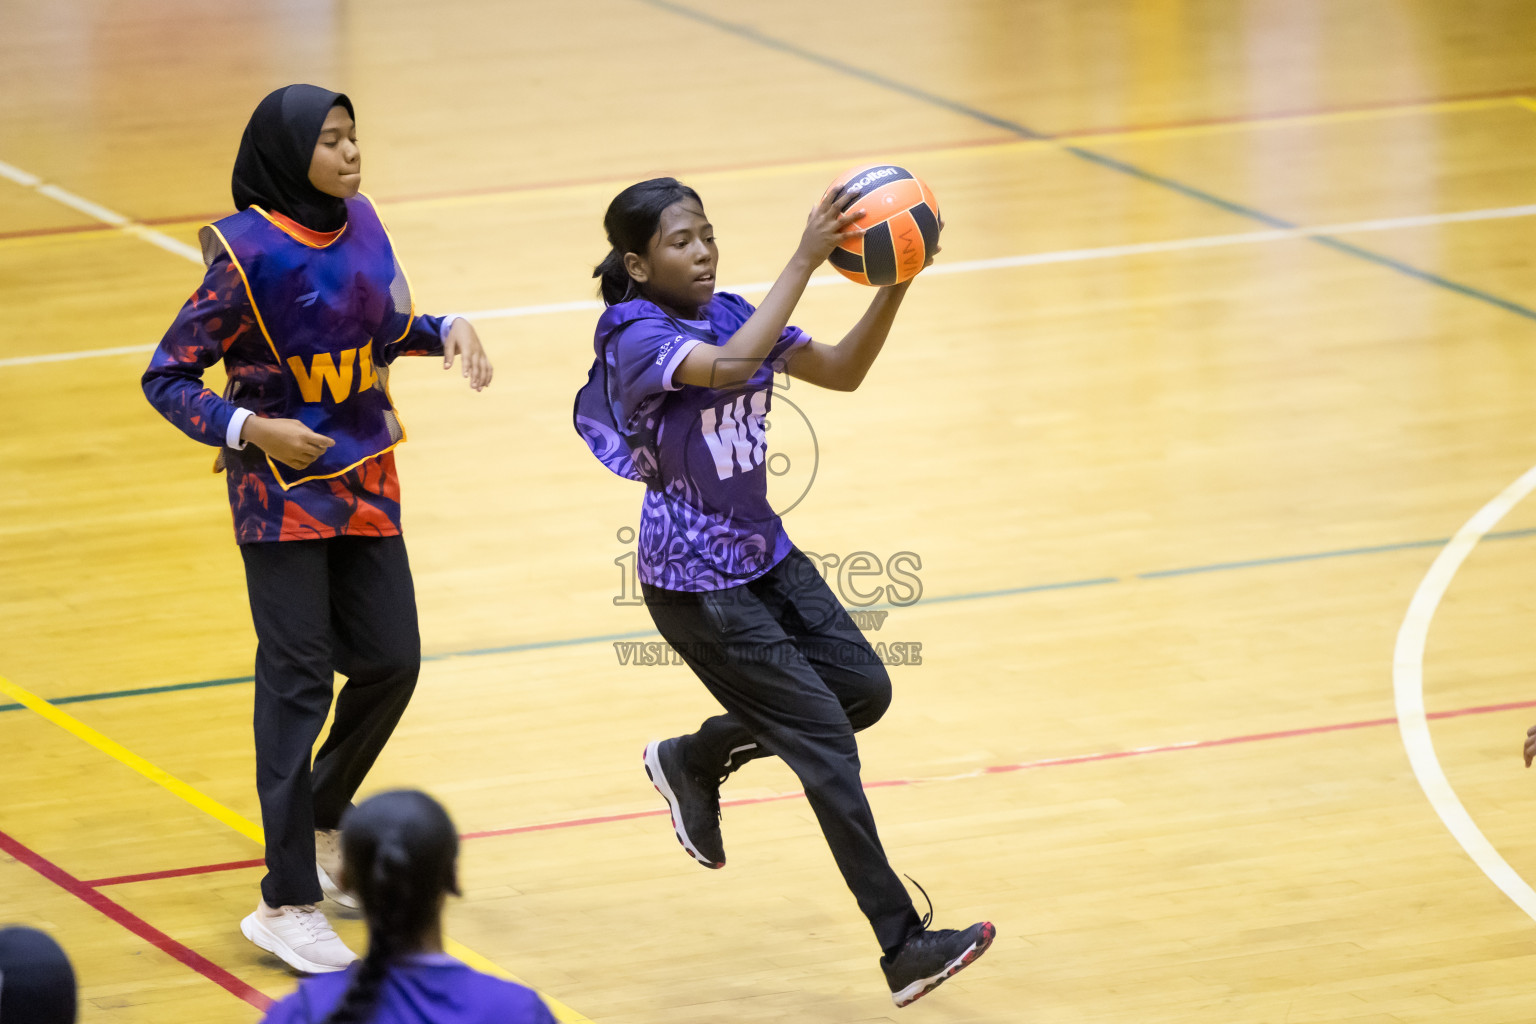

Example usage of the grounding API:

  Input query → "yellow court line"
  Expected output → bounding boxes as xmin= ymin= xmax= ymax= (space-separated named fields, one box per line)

xmin=2 ymin=94 xmax=1527 ymax=248
xmin=0 ymin=674 xmax=592 ymax=1023
xmin=0 ymin=674 xmax=264 ymax=842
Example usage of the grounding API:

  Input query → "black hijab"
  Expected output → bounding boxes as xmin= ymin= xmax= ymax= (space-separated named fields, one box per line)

xmin=232 ymin=84 xmax=354 ymax=232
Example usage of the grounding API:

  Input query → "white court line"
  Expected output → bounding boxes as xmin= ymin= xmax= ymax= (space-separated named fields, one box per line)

xmin=0 ymin=159 xmax=42 ymax=187
xmin=1393 ymin=463 xmax=1536 ymax=921
xmin=455 ymin=202 xmax=1536 ymax=316
xmin=2 ymin=344 xmax=160 ymax=367
xmin=35 ymin=183 xmax=129 ymax=225
xmin=5 ymin=190 xmax=1536 ymax=369
xmin=0 ymin=158 xmax=201 ymax=262
xmin=459 ymin=202 xmax=1536 ymax=316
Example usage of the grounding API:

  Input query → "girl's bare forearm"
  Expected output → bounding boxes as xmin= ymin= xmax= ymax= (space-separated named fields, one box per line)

xmin=830 ymin=281 xmax=910 ymax=389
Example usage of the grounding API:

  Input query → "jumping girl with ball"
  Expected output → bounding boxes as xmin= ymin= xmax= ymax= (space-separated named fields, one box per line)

xmin=574 ymin=174 xmax=993 ymax=1007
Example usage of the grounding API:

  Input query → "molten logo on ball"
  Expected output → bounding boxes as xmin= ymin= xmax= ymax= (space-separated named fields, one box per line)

xmin=824 ymin=163 xmax=940 ymax=287
xmin=844 ymin=166 xmax=901 ymax=194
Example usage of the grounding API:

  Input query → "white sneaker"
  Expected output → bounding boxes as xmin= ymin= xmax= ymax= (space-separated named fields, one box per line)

xmin=241 ymin=902 xmax=357 ymax=974
xmin=315 ymin=829 xmax=359 ymax=909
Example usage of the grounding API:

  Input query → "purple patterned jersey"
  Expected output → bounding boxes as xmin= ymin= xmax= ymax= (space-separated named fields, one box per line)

xmin=143 ymin=253 xmax=447 ymax=544
xmin=259 ymin=954 xmax=556 ymax=1024
xmin=575 ymin=291 xmax=810 ymax=591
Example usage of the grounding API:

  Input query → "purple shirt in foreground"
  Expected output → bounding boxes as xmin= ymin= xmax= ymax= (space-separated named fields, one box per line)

xmin=259 ymin=954 xmax=556 ymax=1024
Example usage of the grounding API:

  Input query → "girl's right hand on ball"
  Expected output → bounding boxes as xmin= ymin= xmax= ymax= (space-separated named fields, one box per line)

xmin=795 ymin=191 xmax=865 ymax=266
xmin=242 ymin=416 xmax=336 ymax=470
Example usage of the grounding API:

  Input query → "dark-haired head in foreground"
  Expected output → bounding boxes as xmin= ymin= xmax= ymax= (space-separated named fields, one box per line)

xmin=0 ymin=926 xmax=76 ymax=1024
xmin=258 ymin=790 xmax=556 ymax=1024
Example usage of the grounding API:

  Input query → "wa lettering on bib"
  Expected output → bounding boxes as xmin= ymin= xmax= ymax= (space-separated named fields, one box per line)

xmin=200 ymin=194 xmax=413 ymax=489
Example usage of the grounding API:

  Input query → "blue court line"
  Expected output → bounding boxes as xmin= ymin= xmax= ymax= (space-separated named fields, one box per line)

xmin=9 ymin=675 xmax=258 ymax=708
xmin=421 ymin=629 xmax=659 ymax=661
xmin=4 ymin=529 xmax=1533 ymax=715
xmin=0 ymin=634 xmax=666 ymax=714
xmin=1139 ymin=527 xmax=1536 ymax=578
xmin=635 ymin=0 xmax=1051 ymax=141
xmin=914 ymin=576 xmax=1119 ymax=604
xmin=636 ymin=0 xmax=1536 ymax=323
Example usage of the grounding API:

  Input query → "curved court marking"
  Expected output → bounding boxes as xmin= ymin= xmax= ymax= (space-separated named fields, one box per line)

xmin=1393 ymin=463 xmax=1536 ymax=921
xmin=0 ymin=673 xmax=593 ymax=1023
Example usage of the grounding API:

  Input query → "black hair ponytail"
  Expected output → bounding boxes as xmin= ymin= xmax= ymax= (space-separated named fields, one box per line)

xmin=593 ymin=247 xmax=634 ymax=307
xmin=593 ymin=177 xmax=703 ymax=306
xmin=320 ymin=791 xmax=461 ymax=1024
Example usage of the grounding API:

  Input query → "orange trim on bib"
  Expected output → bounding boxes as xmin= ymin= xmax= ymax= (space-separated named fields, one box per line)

xmin=266 ymin=209 xmax=345 ymax=248
xmin=250 ymin=206 xmax=347 ymax=249
xmin=200 ymin=205 xmax=406 ymax=493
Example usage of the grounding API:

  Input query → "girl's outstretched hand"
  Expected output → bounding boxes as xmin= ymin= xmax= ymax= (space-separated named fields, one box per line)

xmin=443 ymin=319 xmax=493 ymax=391
xmin=795 ymin=190 xmax=866 ymax=267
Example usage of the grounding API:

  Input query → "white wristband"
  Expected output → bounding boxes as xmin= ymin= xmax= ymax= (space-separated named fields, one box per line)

xmin=438 ymin=314 xmax=465 ymax=342
xmin=226 ymin=407 xmax=254 ymax=450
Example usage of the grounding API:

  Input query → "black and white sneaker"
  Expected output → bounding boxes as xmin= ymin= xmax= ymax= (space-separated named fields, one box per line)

xmin=642 ymin=738 xmax=725 ymax=868
xmin=881 ymin=920 xmax=996 ymax=1007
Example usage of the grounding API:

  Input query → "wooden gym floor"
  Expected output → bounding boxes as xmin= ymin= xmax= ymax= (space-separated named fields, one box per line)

xmin=4 ymin=1 xmax=1536 ymax=1021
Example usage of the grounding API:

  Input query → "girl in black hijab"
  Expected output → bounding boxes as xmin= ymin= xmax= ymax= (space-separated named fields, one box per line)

xmin=232 ymin=84 xmax=355 ymax=232
xmin=142 ymin=84 xmax=493 ymax=975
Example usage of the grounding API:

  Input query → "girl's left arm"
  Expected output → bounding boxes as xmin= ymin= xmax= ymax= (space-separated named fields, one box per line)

xmin=783 ymin=281 xmax=911 ymax=392
xmin=384 ymin=315 xmax=493 ymax=391
xmin=142 ymin=259 xmax=259 ymax=446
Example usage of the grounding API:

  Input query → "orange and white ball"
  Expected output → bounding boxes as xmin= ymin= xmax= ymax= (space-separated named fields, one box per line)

xmin=824 ymin=164 xmax=940 ymax=286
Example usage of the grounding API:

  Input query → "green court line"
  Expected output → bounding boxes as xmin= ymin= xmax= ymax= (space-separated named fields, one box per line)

xmin=6 ymin=528 xmax=1535 ymax=714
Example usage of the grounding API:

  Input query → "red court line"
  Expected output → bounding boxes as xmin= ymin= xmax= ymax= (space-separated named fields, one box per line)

xmin=7 ymin=86 xmax=1534 ymax=244
xmin=0 ymin=130 xmax=1006 ymax=243
xmin=27 ymin=700 xmax=1536 ymax=1014
xmin=1425 ymin=698 xmax=1536 ymax=720
xmin=984 ymin=700 xmax=1536 ymax=774
xmin=0 ymin=222 xmax=117 ymax=240
xmin=83 ymin=857 xmax=265 ymax=888
xmin=985 ymin=717 xmax=1397 ymax=773
xmin=461 ymin=807 xmax=665 ymax=841
xmin=0 ymin=827 xmax=272 ymax=1011
xmin=96 ymin=697 xmax=1536 ymax=888
xmin=357 ymin=132 xmax=1014 ymax=207
xmin=459 ymin=784 xmax=917 ymax=842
